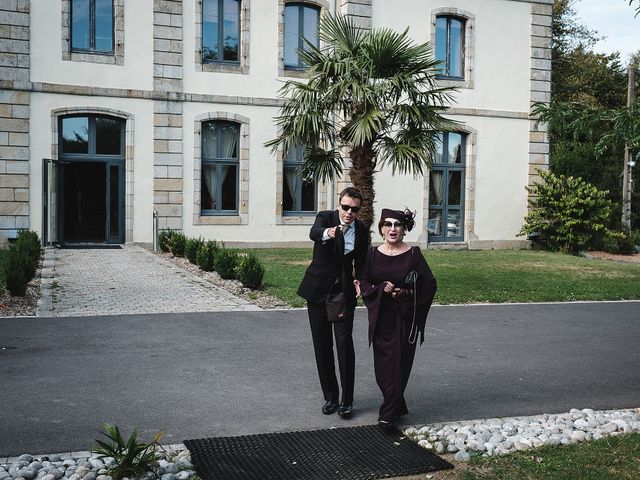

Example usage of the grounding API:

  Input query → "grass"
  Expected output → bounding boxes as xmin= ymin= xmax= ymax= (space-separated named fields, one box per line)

xmin=241 ymin=249 xmax=640 ymax=307
xmin=457 ymin=433 xmax=640 ymax=480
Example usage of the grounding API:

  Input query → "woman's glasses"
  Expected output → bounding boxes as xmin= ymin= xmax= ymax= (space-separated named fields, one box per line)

xmin=340 ymin=204 xmax=361 ymax=213
xmin=383 ymin=221 xmax=404 ymax=229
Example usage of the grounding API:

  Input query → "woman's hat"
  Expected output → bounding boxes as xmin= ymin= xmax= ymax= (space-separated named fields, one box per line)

xmin=380 ymin=208 xmax=416 ymax=232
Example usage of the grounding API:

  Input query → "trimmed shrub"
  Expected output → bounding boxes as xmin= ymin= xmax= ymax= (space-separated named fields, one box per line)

xmin=185 ymin=237 xmax=205 ymax=264
xmin=4 ymin=245 xmax=33 ymax=296
xmin=15 ymin=229 xmax=41 ymax=265
xmin=196 ymin=240 xmax=218 ymax=272
xmin=168 ymin=232 xmax=187 ymax=257
xmin=519 ymin=170 xmax=619 ymax=254
xmin=237 ymin=252 xmax=265 ymax=288
xmin=158 ymin=229 xmax=176 ymax=252
xmin=215 ymin=248 xmax=239 ymax=279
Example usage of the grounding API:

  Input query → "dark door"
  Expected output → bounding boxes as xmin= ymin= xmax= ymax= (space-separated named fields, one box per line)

xmin=59 ymin=161 xmax=124 ymax=244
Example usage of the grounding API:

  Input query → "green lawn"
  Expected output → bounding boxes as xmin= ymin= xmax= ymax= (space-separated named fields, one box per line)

xmin=242 ymin=249 xmax=640 ymax=307
xmin=458 ymin=433 xmax=640 ymax=480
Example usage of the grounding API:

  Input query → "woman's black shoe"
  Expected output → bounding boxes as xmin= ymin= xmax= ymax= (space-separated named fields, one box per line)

xmin=322 ymin=400 xmax=339 ymax=415
xmin=338 ymin=403 xmax=353 ymax=418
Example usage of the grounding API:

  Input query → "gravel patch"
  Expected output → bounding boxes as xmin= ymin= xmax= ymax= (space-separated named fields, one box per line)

xmin=404 ymin=407 xmax=640 ymax=461
xmin=0 ymin=445 xmax=195 ymax=480
xmin=0 ymin=258 xmax=41 ymax=317
xmin=153 ymin=251 xmax=290 ymax=310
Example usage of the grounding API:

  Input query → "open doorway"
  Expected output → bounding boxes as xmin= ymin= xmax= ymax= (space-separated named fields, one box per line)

xmin=44 ymin=114 xmax=126 ymax=245
xmin=63 ymin=162 xmax=106 ymax=243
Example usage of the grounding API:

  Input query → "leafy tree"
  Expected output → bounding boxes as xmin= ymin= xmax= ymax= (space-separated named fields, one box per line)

xmin=537 ymin=1 xmax=640 ymax=229
xmin=520 ymin=170 xmax=620 ymax=254
xmin=266 ymin=15 xmax=456 ymax=227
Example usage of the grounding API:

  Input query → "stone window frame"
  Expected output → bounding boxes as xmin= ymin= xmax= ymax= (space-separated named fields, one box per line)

xmin=51 ymin=106 xmax=135 ymax=242
xmin=420 ymin=125 xmax=477 ymax=245
xmin=430 ymin=7 xmax=475 ymax=90
xmin=193 ymin=112 xmax=249 ymax=225
xmin=277 ymin=0 xmax=329 ymax=79
xmin=61 ymin=0 xmax=125 ymax=65
xmin=274 ymin=144 xmax=327 ymax=225
xmin=195 ymin=0 xmax=250 ymax=75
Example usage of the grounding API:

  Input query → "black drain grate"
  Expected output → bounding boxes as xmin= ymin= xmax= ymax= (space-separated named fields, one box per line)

xmin=184 ymin=424 xmax=453 ymax=480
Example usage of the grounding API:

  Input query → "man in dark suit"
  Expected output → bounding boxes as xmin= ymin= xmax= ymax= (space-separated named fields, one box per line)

xmin=297 ymin=187 xmax=369 ymax=418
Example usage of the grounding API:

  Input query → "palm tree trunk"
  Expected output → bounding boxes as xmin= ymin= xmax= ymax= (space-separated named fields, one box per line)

xmin=348 ymin=144 xmax=376 ymax=229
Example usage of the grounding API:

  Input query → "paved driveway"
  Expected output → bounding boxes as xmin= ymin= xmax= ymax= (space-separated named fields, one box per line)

xmin=36 ymin=245 xmax=260 ymax=317
xmin=1 ymin=301 xmax=639 ymax=456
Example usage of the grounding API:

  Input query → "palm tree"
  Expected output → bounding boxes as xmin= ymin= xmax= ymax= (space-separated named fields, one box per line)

xmin=266 ymin=14 xmax=458 ymax=227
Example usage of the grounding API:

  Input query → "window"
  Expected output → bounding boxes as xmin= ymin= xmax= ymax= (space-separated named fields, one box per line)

xmin=435 ymin=15 xmax=465 ymax=79
xmin=201 ymin=121 xmax=239 ymax=214
xmin=202 ymin=0 xmax=241 ymax=63
xmin=283 ymin=146 xmax=316 ymax=214
xmin=284 ymin=3 xmax=319 ymax=69
xmin=428 ymin=132 xmax=465 ymax=242
xmin=60 ymin=114 xmax=123 ymax=157
xmin=71 ymin=0 xmax=114 ymax=53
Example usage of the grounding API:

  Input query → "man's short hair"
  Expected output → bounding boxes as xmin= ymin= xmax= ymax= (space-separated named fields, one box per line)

xmin=339 ymin=187 xmax=363 ymax=204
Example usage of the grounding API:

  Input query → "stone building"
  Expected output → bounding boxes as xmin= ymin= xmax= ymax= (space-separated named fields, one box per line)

xmin=0 ymin=0 xmax=551 ymax=247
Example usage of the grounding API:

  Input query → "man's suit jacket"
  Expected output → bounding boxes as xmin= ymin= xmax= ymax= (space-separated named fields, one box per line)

xmin=297 ymin=210 xmax=369 ymax=305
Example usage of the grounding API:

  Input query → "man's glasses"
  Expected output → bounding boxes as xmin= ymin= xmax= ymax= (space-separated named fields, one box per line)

xmin=383 ymin=221 xmax=404 ymax=229
xmin=340 ymin=204 xmax=361 ymax=213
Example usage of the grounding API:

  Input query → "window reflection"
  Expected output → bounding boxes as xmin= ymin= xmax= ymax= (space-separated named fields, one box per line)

xmin=284 ymin=4 xmax=320 ymax=68
xmin=203 ymin=0 xmax=240 ymax=63
xmin=62 ymin=117 xmax=89 ymax=153
xmin=96 ymin=117 xmax=121 ymax=155
xmin=435 ymin=15 xmax=465 ymax=79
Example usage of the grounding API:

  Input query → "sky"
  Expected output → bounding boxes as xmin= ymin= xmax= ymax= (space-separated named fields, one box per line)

xmin=571 ymin=0 xmax=640 ymax=63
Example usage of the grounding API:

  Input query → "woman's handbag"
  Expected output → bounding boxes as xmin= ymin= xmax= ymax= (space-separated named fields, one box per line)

xmin=404 ymin=268 xmax=419 ymax=344
xmin=326 ymin=290 xmax=346 ymax=322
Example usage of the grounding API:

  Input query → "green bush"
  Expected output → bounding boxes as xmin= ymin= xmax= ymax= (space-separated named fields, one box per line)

xmin=158 ymin=230 xmax=176 ymax=252
xmin=237 ymin=252 xmax=265 ymax=288
xmin=215 ymin=248 xmax=239 ymax=279
xmin=602 ymin=229 xmax=637 ymax=255
xmin=519 ymin=170 xmax=619 ymax=254
xmin=196 ymin=240 xmax=219 ymax=272
xmin=15 ymin=229 xmax=41 ymax=264
xmin=168 ymin=232 xmax=187 ymax=257
xmin=4 ymin=245 xmax=33 ymax=296
xmin=93 ymin=423 xmax=163 ymax=480
xmin=185 ymin=237 xmax=205 ymax=264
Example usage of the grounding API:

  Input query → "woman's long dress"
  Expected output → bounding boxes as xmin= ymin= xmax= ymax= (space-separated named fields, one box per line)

xmin=359 ymin=246 xmax=437 ymax=422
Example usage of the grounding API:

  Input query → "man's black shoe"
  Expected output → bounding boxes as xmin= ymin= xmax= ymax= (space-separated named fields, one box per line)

xmin=322 ymin=400 xmax=339 ymax=415
xmin=338 ymin=403 xmax=353 ymax=418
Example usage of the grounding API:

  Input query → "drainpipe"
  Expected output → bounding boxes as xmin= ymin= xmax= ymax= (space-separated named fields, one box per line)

xmin=153 ymin=210 xmax=158 ymax=251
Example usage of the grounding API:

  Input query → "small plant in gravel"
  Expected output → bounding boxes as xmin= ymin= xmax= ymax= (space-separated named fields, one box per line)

xmin=196 ymin=240 xmax=219 ymax=272
xmin=168 ymin=232 xmax=187 ymax=257
xmin=214 ymin=248 xmax=239 ymax=279
xmin=15 ymin=229 xmax=41 ymax=265
xmin=185 ymin=237 xmax=205 ymax=264
xmin=93 ymin=423 xmax=164 ymax=480
xmin=158 ymin=230 xmax=176 ymax=253
xmin=237 ymin=252 xmax=265 ymax=288
xmin=3 ymin=245 xmax=33 ymax=296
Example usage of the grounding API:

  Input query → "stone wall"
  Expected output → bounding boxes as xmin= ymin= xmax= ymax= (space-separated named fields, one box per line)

xmin=528 ymin=2 xmax=553 ymax=190
xmin=0 ymin=0 xmax=30 ymax=243
xmin=153 ymin=0 xmax=184 ymax=231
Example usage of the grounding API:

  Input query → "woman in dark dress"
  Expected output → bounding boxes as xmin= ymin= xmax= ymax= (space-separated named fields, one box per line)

xmin=357 ymin=208 xmax=437 ymax=425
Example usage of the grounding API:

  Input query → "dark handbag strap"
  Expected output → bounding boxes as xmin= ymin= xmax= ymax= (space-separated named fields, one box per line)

xmin=408 ymin=247 xmax=419 ymax=345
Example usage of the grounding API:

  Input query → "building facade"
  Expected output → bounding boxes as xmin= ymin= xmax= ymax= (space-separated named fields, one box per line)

xmin=0 ymin=0 xmax=552 ymax=248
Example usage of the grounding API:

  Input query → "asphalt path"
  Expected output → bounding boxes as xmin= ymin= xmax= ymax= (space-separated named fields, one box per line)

xmin=1 ymin=301 xmax=639 ymax=457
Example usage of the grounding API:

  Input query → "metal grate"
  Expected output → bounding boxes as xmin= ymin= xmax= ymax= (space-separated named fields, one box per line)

xmin=184 ymin=424 xmax=453 ymax=480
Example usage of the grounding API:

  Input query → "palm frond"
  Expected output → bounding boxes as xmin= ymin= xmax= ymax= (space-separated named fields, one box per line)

xmin=302 ymin=147 xmax=344 ymax=183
